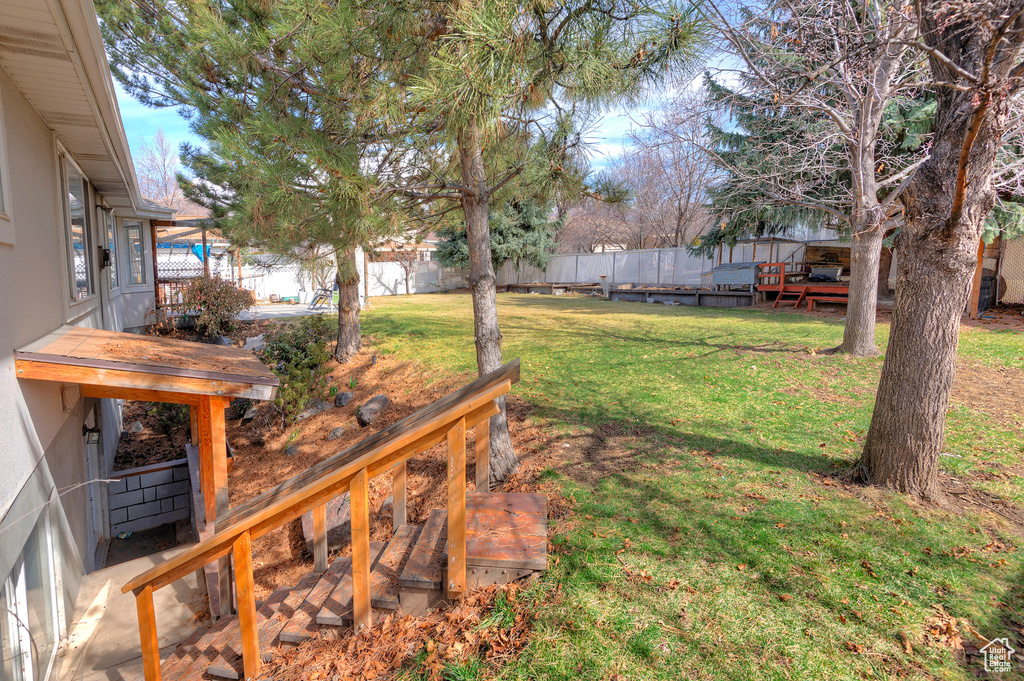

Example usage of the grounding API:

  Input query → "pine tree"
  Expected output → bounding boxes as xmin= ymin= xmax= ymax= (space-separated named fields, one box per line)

xmin=97 ymin=0 xmax=400 ymax=361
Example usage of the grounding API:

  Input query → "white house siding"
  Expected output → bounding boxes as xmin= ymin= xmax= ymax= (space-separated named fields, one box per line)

xmin=0 ymin=60 xmax=166 ymax=656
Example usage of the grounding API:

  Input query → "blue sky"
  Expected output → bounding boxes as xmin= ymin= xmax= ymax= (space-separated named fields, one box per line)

xmin=115 ymin=81 xmax=649 ymax=173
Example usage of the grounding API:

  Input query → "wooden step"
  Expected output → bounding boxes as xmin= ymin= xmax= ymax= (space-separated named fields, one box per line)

xmin=466 ymin=493 xmax=547 ymax=570
xmin=399 ymin=509 xmax=448 ymax=591
xmin=204 ymin=572 xmax=323 ymax=679
xmin=279 ymin=541 xmax=385 ymax=644
xmin=315 ymin=531 xmax=407 ymax=626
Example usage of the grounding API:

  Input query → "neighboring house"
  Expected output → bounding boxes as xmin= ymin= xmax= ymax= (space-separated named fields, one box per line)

xmin=0 ymin=1 xmax=174 ymax=679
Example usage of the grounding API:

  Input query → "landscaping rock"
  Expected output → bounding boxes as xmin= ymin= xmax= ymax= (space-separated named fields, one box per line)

xmin=297 ymin=399 xmax=332 ymax=421
xmin=356 ymin=395 xmax=390 ymax=426
xmin=212 ymin=335 xmax=233 ymax=346
xmin=300 ymin=493 xmax=351 ymax=552
xmin=129 ymin=421 xmax=144 ymax=433
xmin=241 ymin=405 xmax=258 ymax=422
xmin=285 ymin=445 xmax=300 ymax=457
xmin=327 ymin=426 xmax=346 ymax=441
xmin=379 ymin=495 xmax=393 ymax=516
xmin=243 ymin=334 xmax=266 ymax=353
xmin=334 ymin=391 xmax=353 ymax=408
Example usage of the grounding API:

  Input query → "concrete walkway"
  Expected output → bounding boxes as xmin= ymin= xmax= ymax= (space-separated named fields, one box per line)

xmin=239 ymin=303 xmax=328 ymax=320
xmin=55 ymin=547 xmax=208 ymax=681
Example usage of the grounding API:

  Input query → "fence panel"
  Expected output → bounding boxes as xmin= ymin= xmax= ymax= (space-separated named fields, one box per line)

xmin=613 ymin=251 xmax=641 ymax=284
xmin=546 ymin=256 xmax=577 ymax=283
xmin=576 ymin=253 xmax=614 ymax=283
xmin=1001 ymin=237 xmax=1024 ymax=304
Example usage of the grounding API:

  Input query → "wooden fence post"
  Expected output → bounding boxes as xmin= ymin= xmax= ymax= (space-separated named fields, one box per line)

xmin=136 ymin=585 xmax=162 ymax=681
xmin=350 ymin=468 xmax=371 ymax=631
xmin=313 ymin=504 xmax=328 ymax=573
xmin=447 ymin=417 xmax=467 ymax=599
xmin=233 ymin=531 xmax=260 ymax=681
xmin=393 ymin=462 xmax=407 ymax=529
xmin=475 ymin=417 xmax=490 ymax=492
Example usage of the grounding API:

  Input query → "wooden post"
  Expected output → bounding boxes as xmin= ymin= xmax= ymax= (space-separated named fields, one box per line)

xmin=969 ymin=237 xmax=986 ymax=319
xmin=392 ymin=462 xmax=407 ymax=529
xmin=447 ymin=417 xmax=467 ymax=599
xmin=233 ymin=531 xmax=260 ymax=681
xmin=189 ymin=406 xmax=199 ymax=447
xmin=151 ymin=221 xmax=160 ymax=309
xmin=136 ymin=585 xmax=162 ymax=681
xmin=312 ymin=504 xmax=328 ymax=573
xmin=202 ymin=225 xmax=210 ymax=277
xmin=475 ymin=417 xmax=490 ymax=492
xmin=198 ymin=394 xmax=232 ymax=616
xmin=350 ymin=468 xmax=371 ymax=632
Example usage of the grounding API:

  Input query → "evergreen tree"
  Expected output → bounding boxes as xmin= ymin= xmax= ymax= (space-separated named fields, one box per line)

xmin=435 ymin=198 xmax=560 ymax=273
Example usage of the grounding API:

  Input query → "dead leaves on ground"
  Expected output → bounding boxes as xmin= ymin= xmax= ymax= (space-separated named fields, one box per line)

xmin=260 ymin=584 xmax=536 ymax=681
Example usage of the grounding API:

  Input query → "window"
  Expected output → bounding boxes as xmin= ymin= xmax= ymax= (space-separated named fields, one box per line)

xmin=0 ymin=514 xmax=57 ymax=681
xmin=124 ymin=220 xmax=146 ymax=285
xmin=62 ymin=159 xmax=93 ymax=301
xmin=105 ymin=210 xmax=118 ymax=290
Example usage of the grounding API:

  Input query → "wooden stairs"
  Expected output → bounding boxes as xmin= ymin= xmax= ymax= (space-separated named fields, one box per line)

xmin=159 ymin=493 xmax=547 ymax=680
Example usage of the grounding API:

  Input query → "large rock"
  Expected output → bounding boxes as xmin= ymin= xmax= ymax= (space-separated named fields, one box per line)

xmin=297 ymin=399 xmax=332 ymax=421
xmin=334 ymin=391 xmax=354 ymax=408
xmin=129 ymin=421 xmax=144 ymax=433
xmin=300 ymin=493 xmax=351 ymax=553
xmin=327 ymin=426 xmax=346 ymax=441
xmin=241 ymin=405 xmax=258 ymax=422
xmin=212 ymin=335 xmax=233 ymax=346
xmin=356 ymin=395 xmax=390 ymax=427
xmin=243 ymin=334 xmax=266 ymax=353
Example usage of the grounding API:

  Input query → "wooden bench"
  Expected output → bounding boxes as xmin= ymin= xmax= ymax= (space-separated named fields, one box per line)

xmin=807 ymin=296 xmax=849 ymax=311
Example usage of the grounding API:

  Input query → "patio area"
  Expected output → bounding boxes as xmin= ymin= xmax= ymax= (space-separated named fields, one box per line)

xmin=55 ymin=548 xmax=207 ymax=681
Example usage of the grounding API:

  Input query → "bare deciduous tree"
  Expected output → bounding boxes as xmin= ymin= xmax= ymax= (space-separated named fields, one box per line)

xmin=135 ymin=129 xmax=191 ymax=211
xmin=703 ymin=0 xmax=927 ymax=356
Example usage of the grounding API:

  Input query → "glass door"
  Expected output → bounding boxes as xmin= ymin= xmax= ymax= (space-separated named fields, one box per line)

xmin=0 ymin=515 xmax=57 ymax=681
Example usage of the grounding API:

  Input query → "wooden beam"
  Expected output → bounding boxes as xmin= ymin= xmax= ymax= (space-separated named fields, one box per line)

xmin=312 ymin=504 xmax=328 ymax=573
xmin=393 ymin=461 xmax=407 ymax=529
xmin=15 ymin=359 xmax=276 ymax=401
xmin=350 ymin=468 xmax=371 ymax=632
xmin=81 ymin=384 xmax=201 ymax=405
xmin=136 ymin=585 xmax=162 ymax=681
xmin=969 ymin=237 xmax=986 ymax=319
xmin=475 ymin=417 xmax=490 ymax=493
xmin=189 ymin=406 xmax=199 ymax=447
xmin=233 ymin=531 xmax=260 ymax=681
xmin=447 ymin=417 xmax=466 ymax=599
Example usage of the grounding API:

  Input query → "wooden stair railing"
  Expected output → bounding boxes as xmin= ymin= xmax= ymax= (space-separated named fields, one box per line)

xmin=122 ymin=360 xmax=521 ymax=681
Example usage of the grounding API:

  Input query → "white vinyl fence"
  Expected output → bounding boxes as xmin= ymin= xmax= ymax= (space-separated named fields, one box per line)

xmin=365 ymin=260 xmax=469 ymax=297
xmin=498 ymin=242 xmax=809 ymax=288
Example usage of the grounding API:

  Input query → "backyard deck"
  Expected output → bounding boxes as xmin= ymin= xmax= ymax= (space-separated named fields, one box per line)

xmin=756 ymin=262 xmax=850 ymax=309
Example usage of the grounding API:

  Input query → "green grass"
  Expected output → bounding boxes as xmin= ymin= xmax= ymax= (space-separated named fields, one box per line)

xmin=361 ymin=293 xmax=1024 ymax=680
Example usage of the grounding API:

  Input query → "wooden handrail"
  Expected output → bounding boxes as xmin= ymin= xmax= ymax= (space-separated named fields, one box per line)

xmin=123 ymin=360 xmax=519 ymax=681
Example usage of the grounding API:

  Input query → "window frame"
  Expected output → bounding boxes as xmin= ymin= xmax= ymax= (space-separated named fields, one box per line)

xmin=119 ymin=217 xmax=151 ymax=291
xmin=100 ymin=207 xmax=120 ymax=295
xmin=57 ymin=144 xmax=99 ymax=317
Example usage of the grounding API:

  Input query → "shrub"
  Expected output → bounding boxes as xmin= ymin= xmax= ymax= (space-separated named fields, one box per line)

xmin=260 ymin=315 xmax=333 ymax=423
xmin=182 ymin=276 xmax=255 ymax=338
xmin=145 ymin=402 xmax=189 ymax=435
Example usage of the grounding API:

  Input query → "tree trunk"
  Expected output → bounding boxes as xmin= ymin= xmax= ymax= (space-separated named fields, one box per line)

xmin=335 ymin=247 xmax=362 ymax=362
xmin=859 ymin=40 xmax=1005 ymax=496
xmin=457 ymin=120 xmax=519 ymax=487
xmin=834 ymin=218 xmax=883 ymax=357
xmin=877 ymin=245 xmax=893 ymax=296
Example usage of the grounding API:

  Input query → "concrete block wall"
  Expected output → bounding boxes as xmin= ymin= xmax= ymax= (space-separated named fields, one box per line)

xmin=108 ymin=461 xmax=191 ymax=536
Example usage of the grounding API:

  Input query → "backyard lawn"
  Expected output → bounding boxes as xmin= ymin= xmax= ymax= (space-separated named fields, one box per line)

xmin=359 ymin=293 xmax=1024 ymax=680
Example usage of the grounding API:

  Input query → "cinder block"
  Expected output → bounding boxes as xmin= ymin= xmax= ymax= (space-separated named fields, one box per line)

xmin=173 ymin=494 xmax=190 ymax=510
xmin=143 ymin=487 xmax=157 ymax=502
xmin=108 ymin=478 xmax=127 ymax=495
xmin=140 ymin=469 xmax=175 ymax=488
xmin=109 ymin=490 xmax=144 ymax=510
xmin=160 ymin=498 xmax=174 ymax=513
xmin=172 ymin=465 xmax=190 ymax=482
xmin=156 ymin=481 xmax=189 ymax=499
xmin=126 ymin=476 xmax=142 ymax=491
xmin=109 ymin=507 xmax=128 ymax=525
xmin=128 ymin=501 xmax=162 ymax=520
